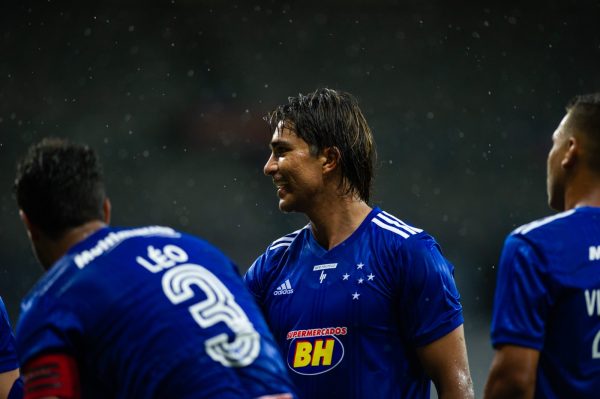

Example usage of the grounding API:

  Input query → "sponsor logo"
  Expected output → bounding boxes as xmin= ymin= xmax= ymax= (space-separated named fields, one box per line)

xmin=312 ymin=263 xmax=338 ymax=271
xmin=286 ymin=327 xmax=347 ymax=375
xmin=273 ymin=279 xmax=294 ymax=296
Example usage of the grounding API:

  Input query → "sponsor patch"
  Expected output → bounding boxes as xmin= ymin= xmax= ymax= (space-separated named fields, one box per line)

xmin=286 ymin=327 xmax=346 ymax=375
xmin=312 ymin=263 xmax=338 ymax=271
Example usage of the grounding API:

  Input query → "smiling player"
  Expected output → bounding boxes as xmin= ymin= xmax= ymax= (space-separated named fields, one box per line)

xmin=245 ymin=88 xmax=473 ymax=399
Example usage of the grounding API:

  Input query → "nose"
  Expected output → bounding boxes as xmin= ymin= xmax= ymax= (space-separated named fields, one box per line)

xmin=264 ymin=153 xmax=277 ymax=176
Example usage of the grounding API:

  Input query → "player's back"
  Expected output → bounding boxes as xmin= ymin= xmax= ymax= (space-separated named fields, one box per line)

xmin=493 ymin=207 xmax=600 ymax=398
xmin=17 ymin=226 xmax=295 ymax=399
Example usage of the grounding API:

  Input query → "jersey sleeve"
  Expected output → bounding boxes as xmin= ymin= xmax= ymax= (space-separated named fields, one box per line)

xmin=16 ymin=305 xmax=85 ymax=366
xmin=490 ymin=234 xmax=549 ymax=350
xmin=401 ymin=235 xmax=464 ymax=347
xmin=244 ymin=252 xmax=268 ymax=305
xmin=0 ymin=298 xmax=18 ymax=373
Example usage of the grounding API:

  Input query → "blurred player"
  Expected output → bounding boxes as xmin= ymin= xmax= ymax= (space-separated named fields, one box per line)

xmin=0 ymin=297 xmax=20 ymax=399
xmin=245 ymin=88 xmax=473 ymax=398
xmin=485 ymin=94 xmax=600 ymax=398
xmin=14 ymin=138 xmax=295 ymax=399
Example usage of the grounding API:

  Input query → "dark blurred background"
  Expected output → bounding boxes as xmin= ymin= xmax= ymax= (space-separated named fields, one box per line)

xmin=1 ymin=1 xmax=600 ymax=396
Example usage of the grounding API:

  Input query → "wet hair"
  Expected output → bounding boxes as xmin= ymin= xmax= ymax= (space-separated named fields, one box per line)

xmin=266 ymin=88 xmax=375 ymax=202
xmin=566 ymin=93 xmax=600 ymax=173
xmin=14 ymin=138 xmax=106 ymax=239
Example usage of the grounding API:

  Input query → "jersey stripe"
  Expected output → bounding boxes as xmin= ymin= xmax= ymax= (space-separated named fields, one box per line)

xmin=372 ymin=217 xmax=410 ymax=238
xmin=514 ymin=209 xmax=576 ymax=235
xmin=268 ymin=227 xmax=307 ymax=251
xmin=381 ymin=211 xmax=423 ymax=233
xmin=378 ymin=213 xmax=421 ymax=235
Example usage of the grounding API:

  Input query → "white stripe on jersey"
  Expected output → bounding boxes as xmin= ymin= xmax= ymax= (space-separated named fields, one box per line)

xmin=378 ymin=212 xmax=423 ymax=235
xmin=268 ymin=226 xmax=307 ymax=251
xmin=514 ymin=209 xmax=576 ymax=235
xmin=270 ymin=242 xmax=292 ymax=250
xmin=381 ymin=211 xmax=423 ymax=233
xmin=372 ymin=217 xmax=411 ymax=238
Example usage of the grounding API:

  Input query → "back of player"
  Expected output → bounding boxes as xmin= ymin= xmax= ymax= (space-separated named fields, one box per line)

xmin=491 ymin=208 xmax=600 ymax=397
xmin=17 ymin=226 xmax=295 ymax=398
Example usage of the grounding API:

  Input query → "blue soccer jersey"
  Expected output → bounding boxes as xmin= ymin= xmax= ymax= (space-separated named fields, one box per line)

xmin=0 ymin=297 xmax=18 ymax=374
xmin=491 ymin=207 xmax=600 ymax=398
xmin=245 ymin=207 xmax=463 ymax=398
xmin=16 ymin=226 xmax=296 ymax=399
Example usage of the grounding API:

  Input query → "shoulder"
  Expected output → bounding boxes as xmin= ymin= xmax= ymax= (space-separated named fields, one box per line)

xmin=369 ymin=209 xmax=424 ymax=240
xmin=255 ymin=225 xmax=309 ymax=265
xmin=245 ymin=226 xmax=308 ymax=283
xmin=266 ymin=225 xmax=309 ymax=252
xmin=72 ymin=225 xmax=182 ymax=269
xmin=369 ymin=209 xmax=437 ymax=253
xmin=511 ymin=209 xmax=576 ymax=238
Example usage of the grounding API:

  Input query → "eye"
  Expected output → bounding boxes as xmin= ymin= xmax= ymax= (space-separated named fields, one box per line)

xmin=272 ymin=146 xmax=288 ymax=157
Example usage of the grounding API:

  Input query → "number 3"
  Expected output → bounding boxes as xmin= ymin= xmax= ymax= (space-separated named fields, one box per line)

xmin=162 ymin=264 xmax=260 ymax=367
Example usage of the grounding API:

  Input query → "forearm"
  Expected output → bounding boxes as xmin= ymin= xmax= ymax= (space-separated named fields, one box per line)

xmin=418 ymin=325 xmax=474 ymax=399
xmin=484 ymin=370 xmax=534 ymax=399
xmin=434 ymin=368 xmax=474 ymax=399
xmin=484 ymin=345 xmax=538 ymax=399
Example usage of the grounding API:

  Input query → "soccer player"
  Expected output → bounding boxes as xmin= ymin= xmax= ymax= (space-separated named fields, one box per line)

xmin=14 ymin=138 xmax=295 ymax=399
xmin=0 ymin=297 xmax=21 ymax=399
xmin=244 ymin=88 xmax=473 ymax=398
xmin=484 ymin=94 xmax=600 ymax=398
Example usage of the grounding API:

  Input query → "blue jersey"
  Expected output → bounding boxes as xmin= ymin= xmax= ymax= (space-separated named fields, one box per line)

xmin=245 ymin=207 xmax=463 ymax=398
xmin=491 ymin=207 xmax=600 ymax=398
xmin=0 ymin=297 xmax=18 ymax=373
xmin=17 ymin=226 xmax=295 ymax=399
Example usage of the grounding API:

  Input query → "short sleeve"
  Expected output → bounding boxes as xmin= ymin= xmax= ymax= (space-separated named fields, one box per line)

xmin=401 ymin=236 xmax=464 ymax=347
xmin=16 ymin=303 xmax=85 ymax=365
xmin=490 ymin=234 xmax=550 ymax=350
xmin=244 ymin=253 xmax=268 ymax=306
xmin=0 ymin=298 xmax=18 ymax=373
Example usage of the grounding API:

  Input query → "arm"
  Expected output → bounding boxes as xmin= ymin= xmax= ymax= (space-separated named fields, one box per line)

xmin=416 ymin=325 xmax=473 ymax=399
xmin=486 ymin=235 xmax=548 ymax=399
xmin=22 ymin=353 xmax=80 ymax=399
xmin=0 ymin=369 xmax=19 ymax=399
xmin=484 ymin=344 xmax=539 ymax=399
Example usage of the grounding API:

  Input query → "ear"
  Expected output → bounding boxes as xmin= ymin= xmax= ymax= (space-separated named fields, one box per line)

xmin=103 ymin=198 xmax=112 ymax=224
xmin=561 ymin=136 xmax=578 ymax=169
xmin=321 ymin=147 xmax=341 ymax=174
xmin=19 ymin=210 xmax=39 ymax=241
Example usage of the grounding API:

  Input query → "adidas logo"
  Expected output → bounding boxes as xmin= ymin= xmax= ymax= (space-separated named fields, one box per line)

xmin=273 ymin=279 xmax=294 ymax=295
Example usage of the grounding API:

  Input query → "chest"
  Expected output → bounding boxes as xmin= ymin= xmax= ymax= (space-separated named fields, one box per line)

xmin=262 ymin=249 xmax=399 ymax=332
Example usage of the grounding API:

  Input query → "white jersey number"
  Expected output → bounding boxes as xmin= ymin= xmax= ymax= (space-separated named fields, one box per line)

xmin=162 ymin=264 xmax=260 ymax=367
xmin=593 ymin=329 xmax=600 ymax=359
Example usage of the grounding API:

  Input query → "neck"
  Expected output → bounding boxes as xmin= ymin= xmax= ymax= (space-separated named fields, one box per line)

xmin=307 ymin=196 xmax=372 ymax=250
xmin=564 ymin=170 xmax=600 ymax=210
xmin=39 ymin=220 xmax=107 ymax=269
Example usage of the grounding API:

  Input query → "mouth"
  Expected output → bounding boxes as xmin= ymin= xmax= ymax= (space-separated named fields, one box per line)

xmin=273 ymin=180 xmax=289 ymax=198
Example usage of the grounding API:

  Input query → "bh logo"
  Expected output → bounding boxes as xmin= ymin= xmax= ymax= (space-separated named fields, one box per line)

xmin=287 ymin=334 xmax=345 ymax=375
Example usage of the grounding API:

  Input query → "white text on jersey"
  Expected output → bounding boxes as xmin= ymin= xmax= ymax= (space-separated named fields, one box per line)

xmin=274 ymin=279 xmax=294 ymax=295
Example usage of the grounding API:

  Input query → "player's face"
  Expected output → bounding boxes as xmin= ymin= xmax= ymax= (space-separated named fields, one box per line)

xmin=264 ymin=122 xmax=326 ymax=213
xmin=546 ymin=113 xmax=571 ymax=211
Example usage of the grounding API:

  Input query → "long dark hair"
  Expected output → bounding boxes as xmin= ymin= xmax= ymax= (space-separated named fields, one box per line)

xmin=266 ymin=88 xmax=376 ymax=203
